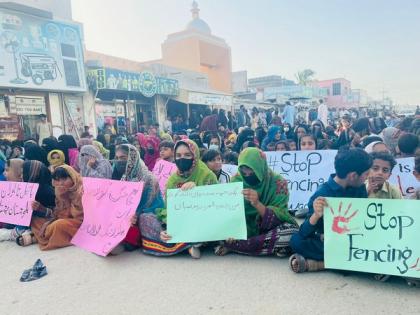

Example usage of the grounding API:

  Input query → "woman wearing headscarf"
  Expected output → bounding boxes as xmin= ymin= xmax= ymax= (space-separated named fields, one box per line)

xmin=78 ymin=145 xmax=112 ymax=179
xmin=20 ymin=165 xmax=84 ymax=250
xmin=215 ymin=148 xmax=298 ymax=256
xmin=24 ymin=143 xmax=48 ymax=166
xmin=140 ymin=139 xmax=217 ymax=258
xmin=233 ymin=128 xmax=255 ymax=153
xmin=41 ymin=136 xmax=59 ymax=154
xmin=261 ymin=125 xmax=284 ymax=151
xmin=12 ymin=160 xmax=56 ymax=244
xmin=111 ymin=144 xmax=164 ymax=252
xmin=93 ymin=140 xmax=110 ymax=160
xmin=143 ymin=136 xmax=160 ymax=171
xmin=47 ymin=149 xmax=66 ymax=173
xmin=381 ymin=127 xmax=402 ymax=156
xmin=57 ymin=135 xmax=78 ymax=166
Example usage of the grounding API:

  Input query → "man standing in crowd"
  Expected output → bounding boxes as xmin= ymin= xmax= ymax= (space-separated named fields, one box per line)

xmin=317 ymin=99 xmax=328 ymax=126
xmin=282 ymin=101 xmax=296 ymax=127
xmin=163 ymin=115 xmax=172 ymax=133
xmin=237 ymin=105 xmax=248 ymax=128
xmin=36 ymin=114 xmax=52 ymax=145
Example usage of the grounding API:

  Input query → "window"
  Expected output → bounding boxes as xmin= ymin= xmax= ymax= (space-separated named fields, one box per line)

xmin=332 ymin=83 xmax=341 ymax=96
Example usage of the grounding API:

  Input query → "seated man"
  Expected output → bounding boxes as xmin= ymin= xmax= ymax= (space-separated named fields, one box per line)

xmin=289 ymin=147 xmax=372 ymax=273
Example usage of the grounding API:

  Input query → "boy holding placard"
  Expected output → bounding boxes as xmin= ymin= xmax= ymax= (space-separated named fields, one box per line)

xmin=289 ymin=148 xmax=372 ymax=273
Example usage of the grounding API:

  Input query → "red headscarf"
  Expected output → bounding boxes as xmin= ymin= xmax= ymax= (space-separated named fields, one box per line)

xmin=143 ymin=136 xmax=160 ymax=171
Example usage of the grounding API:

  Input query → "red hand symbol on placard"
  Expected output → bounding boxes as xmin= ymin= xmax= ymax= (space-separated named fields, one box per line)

xmin=330 ymin=202 xmax=358 ymax=234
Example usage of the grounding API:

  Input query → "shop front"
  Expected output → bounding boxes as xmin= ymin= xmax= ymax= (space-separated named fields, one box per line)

xmin=0 ymin=4 xmax=87 ymax=140
xmin=164 ymin=89 xmax=233 ymax=129
xmin=88 ymin=67 xmax=179 ymax=134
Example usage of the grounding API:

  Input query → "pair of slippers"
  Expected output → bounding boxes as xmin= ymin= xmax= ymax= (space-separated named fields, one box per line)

xmin=20 ymin=259 xmax=47 ymax=282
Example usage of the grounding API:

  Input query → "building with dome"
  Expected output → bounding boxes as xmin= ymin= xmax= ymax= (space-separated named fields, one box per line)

xmin=161 ymin=1 xmax=232 ymax=94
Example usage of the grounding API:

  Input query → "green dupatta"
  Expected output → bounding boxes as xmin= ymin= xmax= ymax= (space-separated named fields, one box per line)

xmin=231 ymin=147 xmax=296 ymax=237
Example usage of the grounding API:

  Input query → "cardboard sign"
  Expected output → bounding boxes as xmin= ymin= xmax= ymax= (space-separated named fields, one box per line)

xmin=324 ymin=197 xmax=420 ymax=278
xmin=265 ymin=150 xmax=337 ymax=211
xmin=0 ymin=182 xmax=39 ymax=226
xmin=152 ymin=159 xmax=177 ymax=194
xmin=389 ymin=157 xmax=419 ymax=199
xmin=71 ymin=178 xmax=144 ymax=256
xmin=167 ymin=182 xmax=247 ymax=243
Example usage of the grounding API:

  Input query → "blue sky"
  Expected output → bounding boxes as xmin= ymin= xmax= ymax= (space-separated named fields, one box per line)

xmin=71 ymin=0 xmax=420 ymax=105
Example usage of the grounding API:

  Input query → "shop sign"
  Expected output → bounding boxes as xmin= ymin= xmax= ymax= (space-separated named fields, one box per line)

xmin=0 ymin=98 xmax=7 ymax=117
xmin=138 ymin=71 xmax=157 ymax=97
xmin=188 ymin=92 xmax=233 ymax=107
xmin=88 ymin=68 xmax=179 ymax=97
xmin=0 ymin=7 xmax=86 ymax=92
xmin=15 ymin=95 xmax=46 ymax=115
xmin=96 ymin=103 xmax=116 ymax=117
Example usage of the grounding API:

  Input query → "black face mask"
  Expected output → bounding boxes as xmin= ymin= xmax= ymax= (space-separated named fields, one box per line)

xmin=112 ymin=160 xmax=127 ymax=180
xmin=147 ymin=148 xmax=155 ymax=155
xmin=242 ymin=174 xmax=260 ymax=186
xmin=175 ymin=158 xmax=193 ymax=172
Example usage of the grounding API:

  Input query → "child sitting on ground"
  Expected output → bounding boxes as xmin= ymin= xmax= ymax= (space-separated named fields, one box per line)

xmin=159 ymin=140 xmax=175 ymax=163
xmin=289 ymin=148 xmax=372 ymax=273
xmin=367 ymin=152 xmax=402 ymax=199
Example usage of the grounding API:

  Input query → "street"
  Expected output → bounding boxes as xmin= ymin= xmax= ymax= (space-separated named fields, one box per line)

xmin=1 ymin=242 xmax=418 ymax=315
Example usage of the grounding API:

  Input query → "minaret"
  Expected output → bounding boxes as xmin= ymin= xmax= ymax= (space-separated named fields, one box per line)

xmin=191 ymin=1 xmax=200 ymax=19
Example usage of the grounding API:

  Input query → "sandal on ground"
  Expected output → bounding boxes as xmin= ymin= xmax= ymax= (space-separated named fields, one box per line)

xmin=214 ymin=245 xmax=231 ymax=256
xmin=20 ymin=259 xmax=47 ymax=282
xmin=16 ymin=233 xmax=37 ymax=247
xmin=289 ymin=254 xmax=307 ymax=273
xmin=289 ymin=254 xmax=325 ymax=273
xmin=188 ymin=246 xmax=201 ymax=259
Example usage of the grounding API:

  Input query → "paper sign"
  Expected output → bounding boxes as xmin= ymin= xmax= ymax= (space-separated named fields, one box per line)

xmin=222 ymin=164 xmax=238 ymax=178
xmin=324 ymin=197 xmax=420 ymax=278
xmin=167 ymin=182 xmax=247 ymax=243
xmin=0 ymin=182 xmax=39 ymax=226
xmin=152 ymin=159 xmax=177 ymax=194
xmin=389 ymin=157 xmax=419 ymax=199
xmin=71 ymin=178 xmax=144 ymax=256
xmin=265 ymin=150 xmax=337 ymax=211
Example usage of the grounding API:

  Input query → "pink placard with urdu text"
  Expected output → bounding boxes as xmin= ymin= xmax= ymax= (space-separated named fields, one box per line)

xmin=71 ymin=178 xmax=144 ymax=256
xmin=0 ymin=182 xmax=39 ymax=226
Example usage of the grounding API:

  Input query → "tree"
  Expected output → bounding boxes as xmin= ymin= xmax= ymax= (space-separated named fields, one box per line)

xmin=295 ymin=69 xmax=316 ymax=86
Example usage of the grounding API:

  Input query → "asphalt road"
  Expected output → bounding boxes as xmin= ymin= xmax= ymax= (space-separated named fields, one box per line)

xmin=1 ymin=242 xmax=419 ymax=315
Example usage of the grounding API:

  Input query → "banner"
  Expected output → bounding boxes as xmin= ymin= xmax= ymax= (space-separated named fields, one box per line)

xmin=222 ymin=164 xmax=238 ymax=178
xmin=0 ymin=7 xmax=86 ymax=92
xmin=71 ymin=178 xmax=144 ymax=256
xmin=265 ymin=150 xmax=337 ymax=211
xmin=324 ymin=197 xmax=420 ymax=278
xmin=152 ymin=159 xmax=177 ymax=195
xmin=0 ymin=182 xmax=38 ymax=226
xmin=167 ymin=182 xmax=247 ymax=243
xmin=389 ymin=157 xmax=419 ymax=199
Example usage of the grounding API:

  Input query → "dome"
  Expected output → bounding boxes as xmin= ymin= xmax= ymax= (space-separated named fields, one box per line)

xmin=185 ymin=1 xmax=211 ymax=35
xmin=186 ymin=18 xmax=211 ymax=34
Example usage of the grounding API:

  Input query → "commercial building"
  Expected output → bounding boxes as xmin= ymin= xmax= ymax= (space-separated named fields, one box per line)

xmin=0 ymin=1 xmax=88 ymax=140
xmin=311 ymin=78 xmax=352 ymax=108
